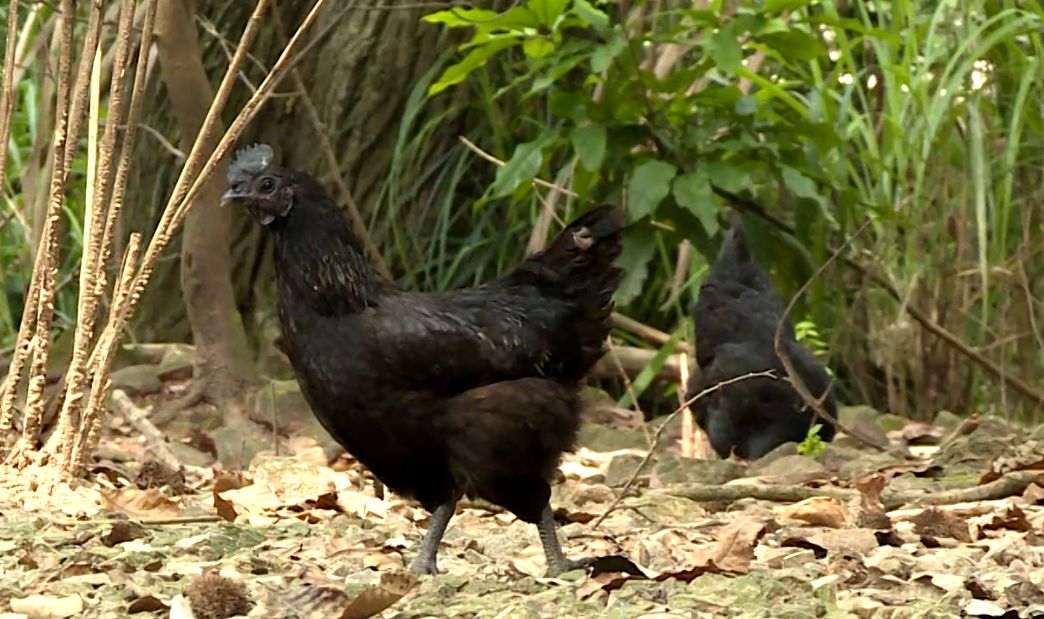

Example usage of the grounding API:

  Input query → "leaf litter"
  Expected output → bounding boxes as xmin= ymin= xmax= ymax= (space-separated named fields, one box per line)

xmin=1 ymin=392 xmax=1044 ymax=618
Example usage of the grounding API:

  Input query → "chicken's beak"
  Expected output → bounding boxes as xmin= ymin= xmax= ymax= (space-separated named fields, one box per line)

xmin=220 ymin=188 xmax=248 ymax=208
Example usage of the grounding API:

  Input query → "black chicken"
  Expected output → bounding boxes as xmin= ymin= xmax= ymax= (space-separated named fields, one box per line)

xmin=221 ymin=144 xmax=625 ymax=575
xmin=686 ymin=217 xmax=836 ymax=459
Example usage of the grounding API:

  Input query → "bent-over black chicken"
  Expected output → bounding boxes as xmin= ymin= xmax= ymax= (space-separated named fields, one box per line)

xmin=686 ymin=217 xmax=836 ymax=459
xmin=222 ymin=144 xmax=625 ymax=575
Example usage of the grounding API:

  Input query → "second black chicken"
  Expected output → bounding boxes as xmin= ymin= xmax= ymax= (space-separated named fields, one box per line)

xmin=221 ymin=144 xmax=625 ymax=575
xmin=687 ymin=217 xmax=837 ymax=459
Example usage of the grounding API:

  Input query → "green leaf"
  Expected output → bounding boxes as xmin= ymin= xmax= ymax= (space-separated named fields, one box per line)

xmin=760 ymin=30 xmax=827 ymax=62
xmin=627 ymin=159 xmax=677 ymax=220
xmin=708 ymin=28 xmax=742 ymax=71
xmin=781 ymin=165 xmax=819 ymax=199
xmin=705 ymin=161 xmax=749 ymax=194
xmin=523 ymin=36 xmax=555 ymax=58
xmin=428 ymin=38 xmax=517 ymax=96
xmin=530 ymin=0 xmax=568 ymax=27
xmin=614 ymin=225 xmax=657 ymax=305
xmin=490 ymin=131 xmax=557 ymax=198
xmin=760 ymin=0 xmax=813 ymax=14
xmin=573 ymin=0 xmax=610 ymax=35
xmin=422 ymin=8 xmax=500 ymax=27
xmin=570 ymin=123 xmax=607 ymax=172
xmin=591 ymin=30 xmax=626 ymax=72
xmin=735 ymin=95 xmax=757 ymax=115
xmin=673 ymin=171 xmax=720 ymax=236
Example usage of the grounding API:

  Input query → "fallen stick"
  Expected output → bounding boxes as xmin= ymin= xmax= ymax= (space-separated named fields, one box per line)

xmin=110 ymin=389 xmax=182 ymax=473
xmin=658 ymin=470 xmax=1043 ymax=511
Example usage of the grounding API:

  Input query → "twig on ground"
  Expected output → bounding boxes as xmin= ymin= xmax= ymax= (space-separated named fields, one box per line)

xmin=659 ymin=470 xmax=1043 ymax=511
xmin=771 ymin=218 xmax=886 ymax=450
xmin=590 ymin=371 xmax=776 ymax=530
xmin=110 ymin=389 xmax=182 ymax=474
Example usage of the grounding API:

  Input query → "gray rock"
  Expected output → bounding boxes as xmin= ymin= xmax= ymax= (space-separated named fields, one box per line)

xmin=110 ymin=364 xmax=162 ymax=395
xmin=748 ymin=454 xmax=829 ymax=484
xmin=157 ymin=344 xmax=195 ymax=380
xmin=577 ymin=422 xmax=647 ymax=452
xmin=652 ymin=457 xmax=745 ymax=487
xmin=605 ymin=454 xmax=646 ymax=487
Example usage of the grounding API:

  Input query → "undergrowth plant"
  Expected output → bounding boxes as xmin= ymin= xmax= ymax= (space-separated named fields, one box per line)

xmin=413 ymin=0 xmax=1044 ymax=418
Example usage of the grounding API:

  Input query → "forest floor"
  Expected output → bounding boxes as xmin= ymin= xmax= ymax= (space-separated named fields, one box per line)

xmin=1 ymin=347 xmax=1043 ymax=619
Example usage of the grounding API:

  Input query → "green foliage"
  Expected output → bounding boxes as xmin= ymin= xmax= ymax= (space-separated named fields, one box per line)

xmin=424 ymin=0 xmax=848 ymax=314
xmin=797 ymin=423 xmax=827 ymax=458
xmin=419 ymin=0 xmax=1044 ymax=417
xmin=794 ymin=319 xmax=829 ymax=360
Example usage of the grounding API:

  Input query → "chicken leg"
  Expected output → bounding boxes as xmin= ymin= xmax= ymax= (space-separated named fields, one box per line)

xmin=409 ymin=500 xmax=455 ymax=575
xmin=537 ymin=505 xmax=595 ymax=576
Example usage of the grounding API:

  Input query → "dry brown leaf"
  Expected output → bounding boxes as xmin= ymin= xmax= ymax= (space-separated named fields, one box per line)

xmin=341 ymin=570 xmax=417 ymax=619
xmin=789 ymin=528 xmax=880 ymax=557
xmin=335 ymin=489 xmax=388 ymax=520
xmin=212 ymin=471 xmax=251 ymax=522
xmin=100 ymin=520 xmax=148 ymax=546
xmin=776 ymin=497 xmax=849 ymax=528
xmin=127 ymin=595 xmax=167 ymax=614
xmin=101 ymin=487 xmax=182 ymax=519
xmin=9 ymin=595 xmax=84 ymax=618
xmin=911 ymin=507 xmax=972 ymax=542
xmin=711 ymin=517 xmax=765 ymax=573
xmin=1022 ymin=483 xmax=1044 ymax=504
xmin=974 ymin=504 xmax=1032 ymax=533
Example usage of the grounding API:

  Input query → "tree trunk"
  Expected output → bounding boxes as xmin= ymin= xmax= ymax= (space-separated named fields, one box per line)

xmin=124 ymin=2 xmax=463 ymax=357
xmin=153 ymin=0 xmax=257 ymax=401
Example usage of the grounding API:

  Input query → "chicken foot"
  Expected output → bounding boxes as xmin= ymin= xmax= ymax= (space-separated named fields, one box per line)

xmin=409 ymin=500 xmax=456 ymax=575
xmin=538 ymin=505 xmax=596 ymax=577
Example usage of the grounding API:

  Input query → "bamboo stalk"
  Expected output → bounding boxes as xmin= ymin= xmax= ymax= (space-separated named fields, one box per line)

xmin=55 ymin=0 xmax=139 ymax=462
xmin=7 ymin=0 xmax=79 ymax=463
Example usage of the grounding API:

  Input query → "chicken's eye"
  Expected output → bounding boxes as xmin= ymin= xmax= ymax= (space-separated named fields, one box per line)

xmin=259 ymin=177 xmax=276 ymax=193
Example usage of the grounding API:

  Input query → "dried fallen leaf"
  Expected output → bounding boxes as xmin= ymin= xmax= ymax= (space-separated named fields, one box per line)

xmin=711 ymin=517 xmax=765 ymax=573
xmin=101 ymin=520 xmax=148 ymax=546
xmin=100 ymin=487 xmax=182 ymax=519
xmin=212 ymin=471 xmax=251 ymax=522
xmin=341 ymin=570 xmax=417 ymax=619
xmin=127 ymin=595 xmax=167 ymax=614
xmin=9 ymin=595 xmax=83 ymax=619
xmin=776 ymin=497 xmax=849 ymax=528
xmin=911 ymin=507 xmax=972 ymax=543
xmin=788 ymin=528 xmax=880 ymax=557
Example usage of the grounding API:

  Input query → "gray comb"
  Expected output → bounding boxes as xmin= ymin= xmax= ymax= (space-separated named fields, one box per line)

xmin=227 ymin=143 xmax=273 ymax=184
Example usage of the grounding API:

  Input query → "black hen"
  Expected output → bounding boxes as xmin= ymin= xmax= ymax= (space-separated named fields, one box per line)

xmin=686 ymin=217 xmax=836 ymax=459
xmin=222 ymin=144 xmax=625 ymax=575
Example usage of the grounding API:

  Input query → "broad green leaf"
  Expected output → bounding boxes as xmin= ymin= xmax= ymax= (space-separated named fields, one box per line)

xmin=573 ymin=0 xmax=610 ymax=35
xmin=760 ymin=30 xmax=827 ymax=61
xmin=735 ymin=95 xmax=757 ymax=115
xmin=755 ymin=18 xmax=790 ymax=36
xmin=490 ymin=131 xmax=557 ymax=198
xmin=523 ymin=36 xmax=555 ymax=58
xmin=531 ymin=53 xmax=586 ymax=92
xmin=673 ymin=171 xmax=720 ymax=236
xmin=570 ymin=123 xmax=607 ymax=171
xmin=781 ymin=165 xmax=819 ymax=199
xmin=627 ymin=159 xmax=677 ymax=220
xmin=530 ymin=0 xmax=568 ymax=27
xmin=708 ymin=28 xmax=742 ymax=71
xmin=760 ymin=0 xmax=813 ymax=14
xmin=591 ymin=30 xmax=626 ymax=72
xmin=429 ymin=38 xmax=517 ymax=95
xmin=614 ymin=225 xmax=657 ymax=305
xmin=422 ymin=8 xmax=500 ymax=27
xmin=705 ymin=161 xmax=749 ymax=194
